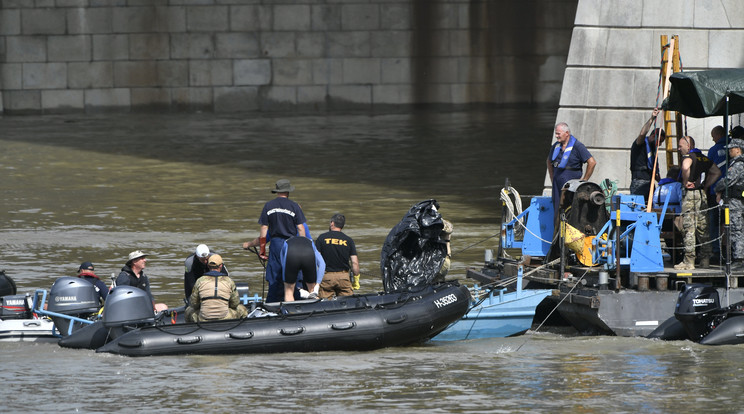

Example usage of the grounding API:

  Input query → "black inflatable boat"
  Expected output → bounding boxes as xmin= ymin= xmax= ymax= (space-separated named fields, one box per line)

xmin=58 ymin=281 xmax=469 ymax=356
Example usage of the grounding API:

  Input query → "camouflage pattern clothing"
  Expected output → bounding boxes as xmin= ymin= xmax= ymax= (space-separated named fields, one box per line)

xmin=678 ymin=188 xmax=711 ymax=264
xmin=185 ymin=271 xmax=248 ymax=322
xmin=715 ymin=154 xmax=744 ymax=260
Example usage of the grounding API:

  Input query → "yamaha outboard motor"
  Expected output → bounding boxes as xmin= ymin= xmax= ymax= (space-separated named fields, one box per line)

xmin=103 ymin=286 xmax=155 ymax=332
xmin=0 ymin=271 xmax=31 ymax=320
xmin=47 ymin=277 xmax=101 ymax=336
xmin=674 ymin=284 xmax=721 ymax=342
xmin=0 ymin=270 xmax=17 ymax=297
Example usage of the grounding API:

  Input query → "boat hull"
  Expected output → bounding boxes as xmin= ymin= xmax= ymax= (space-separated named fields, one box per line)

xmin=434 ymin=289 xmax=552 ymax=340
xmin=95 ymin=283 xmax=470 ymax=356
xmin=0 ymin=318 xmax=57 ymax=342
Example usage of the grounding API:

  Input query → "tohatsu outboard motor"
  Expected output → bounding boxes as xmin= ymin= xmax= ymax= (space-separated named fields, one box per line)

xmin=103 ymin=286 xmax=155 ymax=332
xmin=674 ymin=284 xmax=721 ymax=342
xmin=47 ymin=277 xmax=101 ymax=336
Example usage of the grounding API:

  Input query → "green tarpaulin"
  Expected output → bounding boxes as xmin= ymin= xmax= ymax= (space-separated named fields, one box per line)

xmin=662 ymin=69 xmax=744 ymax=118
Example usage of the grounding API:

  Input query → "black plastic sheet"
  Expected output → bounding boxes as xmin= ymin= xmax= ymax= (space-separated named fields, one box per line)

xmin=663 ymin=69 xmax=744 ymax=118
xmin=380 ymin=200 xmax=448 ymax=293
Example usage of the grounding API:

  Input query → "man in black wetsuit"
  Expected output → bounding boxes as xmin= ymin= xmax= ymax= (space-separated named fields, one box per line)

xmin=183 ymin=244 xmax=228 ymax=303
xmin=280 ymin=236 xmax=325 ymax=302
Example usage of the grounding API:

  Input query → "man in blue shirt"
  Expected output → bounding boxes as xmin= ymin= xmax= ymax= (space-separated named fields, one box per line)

xmin=707 ymin=125 xmax=727 ymax=260
xmin=546 ymin=122 xmax=597 ymax=216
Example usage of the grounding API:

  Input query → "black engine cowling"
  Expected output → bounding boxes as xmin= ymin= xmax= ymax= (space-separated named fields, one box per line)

xmin=674 ymin=284 xmax=721 ymax=342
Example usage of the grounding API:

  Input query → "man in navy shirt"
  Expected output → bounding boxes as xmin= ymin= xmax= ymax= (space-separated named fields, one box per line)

xmin=256 ymin=179 xmax=307 ymax=302
xmin=546 ymin=122 xmax=597 ymax=216
xmin=707 ymin=125 xmax=727 ymax=260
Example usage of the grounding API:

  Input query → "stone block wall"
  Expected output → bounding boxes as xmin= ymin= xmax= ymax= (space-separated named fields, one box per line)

xmin=0 ymin=0 xmax=577 ymax=114
xmin=553 ymin=0 xmax=744 ymax=191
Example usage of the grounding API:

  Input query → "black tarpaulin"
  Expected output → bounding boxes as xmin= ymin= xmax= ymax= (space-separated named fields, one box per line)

xmin=380 ymin=200 xmax=447 ymax=293
xmin=662 ymin=69 xmax=744 ymax=118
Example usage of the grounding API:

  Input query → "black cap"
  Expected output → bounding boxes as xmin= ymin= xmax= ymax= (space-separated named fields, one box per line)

xmin=78 ymin=261 xmax=94 ymax=272
xmin=732 ymin=126 xmax=744 ymax=139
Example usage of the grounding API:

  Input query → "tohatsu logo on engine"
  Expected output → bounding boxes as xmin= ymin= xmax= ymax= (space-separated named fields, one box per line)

xmin=55 ymin=296 xmax=77 ymax=302
xmin=693 ymin=298 xmax=716 ymax=306
xmin=434 ymin=293 xmax=458 ymax=308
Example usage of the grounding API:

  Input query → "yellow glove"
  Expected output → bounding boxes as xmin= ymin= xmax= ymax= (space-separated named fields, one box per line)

xmin=352 ymin=274 xmax=361 ymax=290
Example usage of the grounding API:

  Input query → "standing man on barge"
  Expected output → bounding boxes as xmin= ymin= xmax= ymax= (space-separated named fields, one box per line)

xmin=675 ymin=136 xmax=721 ymax=270
xmin=715 ymin=138 xmax=744 ymax=271
xmin=547 ymin=122 xmax=597 ymax=216
xmin=630 ymin=108 xmax=665 ymax=198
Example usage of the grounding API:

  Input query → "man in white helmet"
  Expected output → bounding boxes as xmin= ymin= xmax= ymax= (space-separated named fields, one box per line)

xmin=184 ymin=244 xmax=229 ymax=302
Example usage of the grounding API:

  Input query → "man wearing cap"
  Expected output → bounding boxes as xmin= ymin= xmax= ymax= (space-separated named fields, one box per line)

xmin=255 ymin=179 xmax=307 ymax=302
xmin=116 ymin=251 xmax=168 ymax=312
xmin=185 ymin=254 xmax=248 ymax=322
xmin=77 ymin=261 xmax=108 ymax=304
xmin=630 ymin=108 xmax=665 ymax=197
xmin=315 ymin=213 xmax=360 ymax=299
xmin=184 ymin=244 xmax=229 ymax=302
xmin=715 ymin=138 xmax=744 ymax=270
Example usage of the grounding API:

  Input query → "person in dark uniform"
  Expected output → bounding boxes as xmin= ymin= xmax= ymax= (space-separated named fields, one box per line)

xmin=115 ymin=250 xmax=167 ymax=312
xmin=280 ymin=236 xmax=325 ymax=302
xmin=183 ymin=243 xmax=228 ymax=302
xmin=715 ymin=138 xmax=744 ymax=270
xmin=315 ymin=213 xmax=360 ymax=299
xmin=251 ymin=179 xmax=307 ymax=302
xmin=76 ymin=261 xmax=108 ymax=304
xmin=630 ymin=107 xmax=665 ymax=198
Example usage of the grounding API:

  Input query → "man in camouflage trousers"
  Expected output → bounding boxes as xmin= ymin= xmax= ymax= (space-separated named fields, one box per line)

xmin=715 ymin=138 xmax=744 ymax=270
xmin=675 ymin=136 xmax=721 ymax=270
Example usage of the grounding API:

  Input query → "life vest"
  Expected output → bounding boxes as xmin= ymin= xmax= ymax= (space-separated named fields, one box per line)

xmin=654 ymin=178 xmax=683 ymax=210
xmin=682 ymin=149 xmax=714 ymax=188
xmin=551 ymin=135 xmax=577 ymax=169
xmin=196 ymin=275 xmax=232 ymax=320
xmin=645 ymin=137 xmax=655 ymax=170
xmin=78 ymin=270 xmax=100 ymax=280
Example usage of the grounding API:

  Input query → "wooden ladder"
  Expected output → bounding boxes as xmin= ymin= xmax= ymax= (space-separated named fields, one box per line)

xmin=660 ymin=35 xmax=684 ymax=169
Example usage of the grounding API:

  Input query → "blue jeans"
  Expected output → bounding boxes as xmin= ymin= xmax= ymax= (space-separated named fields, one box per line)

xmin=265 ymin=238 xmax=286 ymax=302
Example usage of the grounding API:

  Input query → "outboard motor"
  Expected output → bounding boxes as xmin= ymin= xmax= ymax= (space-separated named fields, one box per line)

xmin=674 ymin=284 xmax=721 ymax=341
xmin=103 ymin=286 xmax=155 ymax=331
xmin=47 ymin=277 xmax=101 ymax=336
xmin=0 ymin=271 xmax=31 ymax=320
xmin=0 ymin=270 xmax=17 ymax=297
